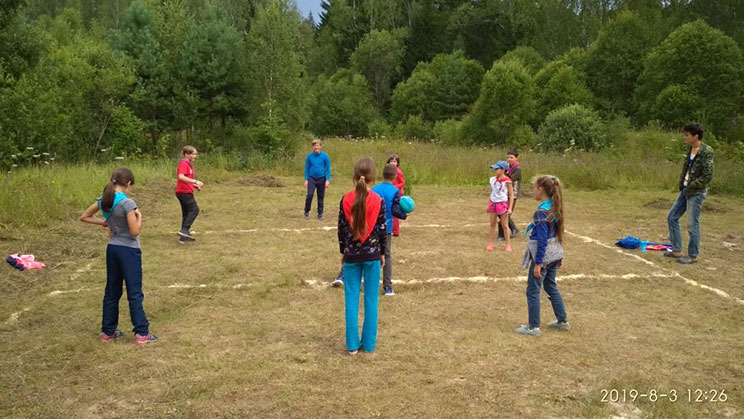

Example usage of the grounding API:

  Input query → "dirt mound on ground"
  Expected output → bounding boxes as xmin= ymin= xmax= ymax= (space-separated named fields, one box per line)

xmin=237 ymin=175 xmax=285 ymax=188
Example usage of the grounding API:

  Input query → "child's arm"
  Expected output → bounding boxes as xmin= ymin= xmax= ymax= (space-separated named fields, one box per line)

xmin=126 ymin=208 xmax=143 ymax=237
xmin=178 ymin=174 xmax=203 ymax=189
xmin=391 ymin=192 xmax=408 ymax=220
xmin=507 ymin=182 xmax=514 ymax=214
xmin=393 ymin=169 xmax=405 ymax=191
xmin=377 ymin=198 xmax=387 ymax=266
xmin=325 ymin=154 xmax=331 ymax=186
xmin=304 ymin=154 xmax=310 ymax=187
xmin=79 ymin=203 xmax=105 ymax=226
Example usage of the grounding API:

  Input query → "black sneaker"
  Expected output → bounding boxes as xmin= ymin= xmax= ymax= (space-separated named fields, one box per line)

xmin=177 ymin=229 xmax=195 ymax=241
xmin=304 ymin=212 xmax=309 ymax=220
xmin=318 ymin=214 xmax=323 ymax=220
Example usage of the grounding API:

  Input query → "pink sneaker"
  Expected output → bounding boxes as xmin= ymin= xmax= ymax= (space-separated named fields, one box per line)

xmin=134 ymin=334 xmax=159 ymax=345
xmin=99 ymin=330 xmax=124 ymax=342
xmin=486 ymin=243 xmax=494 ymax=251
xmin=505 ymin=245 xmax=512 ymax=252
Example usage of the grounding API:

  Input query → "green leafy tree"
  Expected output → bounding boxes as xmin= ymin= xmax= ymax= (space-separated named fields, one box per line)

xmin=179 ymin=4 xmax=248 ymax=131
xmin=584 ymin=11 xmax=657 ymax=116
xmin=391 ymin=50 xmax=484 ymax=123
xmin=462 ymin=60 xmax=535 ymax=145
xmin=500 ymin=45 xmax=546 ymax=76
xmin=247 ymin=0 xmax=309 ymax=132
xmin=114 ymin=1 xmax=183 ymax=149
xmin=538 ymin=104 xmax=607 ymax=152
xmin=315 ymin=0 xmax=369 ymax=73
xmin=635 ymin=20 xmax=744 ymax=138
xmin=534 ymin=61 xmax=594 ymax=125
xmin=310 ymin=68 xmax=378 ymax=137
xmin=351 ymin=29 xmax=405 ymax=112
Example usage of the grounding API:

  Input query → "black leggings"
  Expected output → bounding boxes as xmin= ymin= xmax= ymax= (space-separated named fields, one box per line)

xmin=176 ymin=193 xmax=200 ymax=230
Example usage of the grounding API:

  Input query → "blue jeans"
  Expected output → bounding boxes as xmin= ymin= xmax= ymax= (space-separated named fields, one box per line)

xmin=103 ymin=245 xmax=149 ymax=335
xmin=343 ymin=260 xmax=381 ymax=351
xmin=667 ymin=189 xmax=706 ymax=258
xmin=526 ymin=261 xmax=566 ymax=329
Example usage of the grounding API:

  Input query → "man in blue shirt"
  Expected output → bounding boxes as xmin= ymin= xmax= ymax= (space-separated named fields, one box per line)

xmin=304 ymin=139 xmax=332 ymax=220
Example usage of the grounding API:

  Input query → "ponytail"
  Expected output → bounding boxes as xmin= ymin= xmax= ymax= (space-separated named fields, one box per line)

xmin=100 ymin=181 xmax=116 ymax=213
xmin=351 ymin=176 xmax=368 ymax=240
xmin=101 ymin=168 xmax=135 ymax=212
xmin=534 ymin=175 xmax=565 ymax=243
xmin=350 ymin=157 xmax=376 ymax=241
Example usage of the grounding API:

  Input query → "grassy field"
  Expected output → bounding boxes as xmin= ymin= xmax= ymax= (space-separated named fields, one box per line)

xmin=1 ymin=158 xmax=743 ymax=417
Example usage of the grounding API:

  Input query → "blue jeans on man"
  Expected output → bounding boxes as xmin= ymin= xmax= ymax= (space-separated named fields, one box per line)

xmin=667 ymin=189 xmax=706 ymax=258
xmin=526 ymin=260 xmax=566 ymax=329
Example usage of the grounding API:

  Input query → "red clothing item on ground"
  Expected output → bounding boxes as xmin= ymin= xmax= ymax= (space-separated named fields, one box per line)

xmin=175 ymin=158 xmax=194 ymax=194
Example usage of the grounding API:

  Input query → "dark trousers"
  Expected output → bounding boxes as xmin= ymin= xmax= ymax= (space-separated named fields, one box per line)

xmin=498 ymin=198 xmax=518 ymax=238
xmin=103 ymin=245 xmax=149 ymax=335
xmin=304 ymin=176 xmax=326 ymax=215
xmin=176 ymin=193 xmax=200 ymax=230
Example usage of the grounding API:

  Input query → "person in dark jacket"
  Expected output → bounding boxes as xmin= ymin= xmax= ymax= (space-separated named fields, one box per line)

xmin=666 ymin=123 xmax=714 ymax=265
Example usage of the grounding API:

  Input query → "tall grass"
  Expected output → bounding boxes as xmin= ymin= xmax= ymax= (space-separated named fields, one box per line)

xmin=3 ymin=128 xmax=742 ymax=230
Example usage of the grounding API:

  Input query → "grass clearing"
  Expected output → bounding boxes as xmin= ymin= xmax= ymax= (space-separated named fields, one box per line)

xmin=1 ymin=165 xmax=743 ymax=417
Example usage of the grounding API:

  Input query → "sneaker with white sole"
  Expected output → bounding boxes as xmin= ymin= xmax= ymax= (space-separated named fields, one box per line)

xmin=332 ymin=275 xmax=344 ymax=287
xmin=134 ymin=334 xmax=158 ymax=345
xmin=384 ymin=287 xmax=395 ymax=296
xmin=177 ymin=229 xmax=195 ymax=241
xmin=99 ymin=330 xmax=124 ymax=342
xmin=547 ymin=320 xmax=570 ymax=330
xmin=515 ymin=325 xmax=541 ymax=336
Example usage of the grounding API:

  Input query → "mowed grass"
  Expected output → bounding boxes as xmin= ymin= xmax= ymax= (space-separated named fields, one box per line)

xmin=1 ymin=172 xmax=743 ymax=418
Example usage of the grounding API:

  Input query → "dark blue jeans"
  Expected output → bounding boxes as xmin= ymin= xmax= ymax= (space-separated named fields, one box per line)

xmin=526 ymin=260 xmax=566 ymax=328
xmin=304 ymin=176 xmax=326 ymax=215
xmin=103 ymin=245 xmax=149 ymax=335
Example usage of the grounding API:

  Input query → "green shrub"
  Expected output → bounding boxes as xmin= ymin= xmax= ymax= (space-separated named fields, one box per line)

xmin=395 ymin=115 xmax=433 ymax=140
xmin=368 ymin=118 xmax=392 ymax=138
xmin=432 ymin=119 xmax=464 ymax=145
xmin=538 ymin=104 xmax=606 ymax=152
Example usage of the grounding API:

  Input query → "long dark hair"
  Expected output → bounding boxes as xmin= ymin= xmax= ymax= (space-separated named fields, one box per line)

xmin=351 ymin=157 xmax=376 ymax=240
xmin=534 ymin=175 xmax=564 ymax=243
xmin=101 ymin=168 xmax=135 ymax=212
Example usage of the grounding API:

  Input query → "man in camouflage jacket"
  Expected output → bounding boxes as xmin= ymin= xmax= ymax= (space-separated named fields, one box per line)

xmin=666 ymin=123 xmax=714 ymax=264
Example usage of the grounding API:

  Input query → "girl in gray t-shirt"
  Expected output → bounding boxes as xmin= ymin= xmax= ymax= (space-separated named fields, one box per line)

xmin=80 ymin=168 xmax=157 ymax=345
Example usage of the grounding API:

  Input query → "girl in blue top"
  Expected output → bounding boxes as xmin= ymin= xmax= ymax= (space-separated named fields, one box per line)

xmin=516 ymin=175 xmax=569 ymax=336
xmin=80 ymin=168 xmax=157 ymax=345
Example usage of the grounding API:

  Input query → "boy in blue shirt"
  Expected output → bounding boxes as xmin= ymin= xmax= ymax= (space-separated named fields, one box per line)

xmin=371 ymin=164 xmax=409 ymax=295
xmin=304 ymin=139 xmax=332 ymax=220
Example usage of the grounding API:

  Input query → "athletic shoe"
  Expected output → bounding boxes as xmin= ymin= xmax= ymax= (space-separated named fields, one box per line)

xmin=664 ymin=251 xmax=681 ymax=258
xmin=505 ymin=245 xmax=512 ymax=252
xmin=304 ymin=212 xmax=309 ymax=220
xmin=677 ymin=256 xmax=697 ymax=264
xmin=348 ymin=349 xmax=358 ymax=355
xmin=318 ymin=214 xmax=323 ymax=220
xmin=486 ymin=242 xmax=494 ymax=251
xmin=99 ymin=330 xmax=124 ymax=342
xmin=134 ymin=334 xmax=158 ymax=345
xmin=384 ymin=287 xmax=395 ymax=296
xmin=177 ymin=229 xmax=195 ymax=241
xmin=547 ymin=320 xmax=571 ymax=330
xmin=332 ymin=275 xmax=344 ymax=287
xmin=515 ymin=325 xmax=541 ymax=336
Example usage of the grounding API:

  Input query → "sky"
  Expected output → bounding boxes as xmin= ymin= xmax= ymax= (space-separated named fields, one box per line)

xmin=294 ymin=0 xmax=322 ymax=21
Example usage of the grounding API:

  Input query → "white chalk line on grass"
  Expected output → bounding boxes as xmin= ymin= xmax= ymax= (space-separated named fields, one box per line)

xmin=202 ymin=223 xmax=493 ymax=235
xmin=305 ymin=272 xmax=677 ymax=288
xmin=566 ymin=231 xmax=744 ymax=306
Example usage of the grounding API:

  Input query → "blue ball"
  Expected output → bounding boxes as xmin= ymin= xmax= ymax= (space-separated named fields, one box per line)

xmin=399 ymin=196 xmax=415 ymax=213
